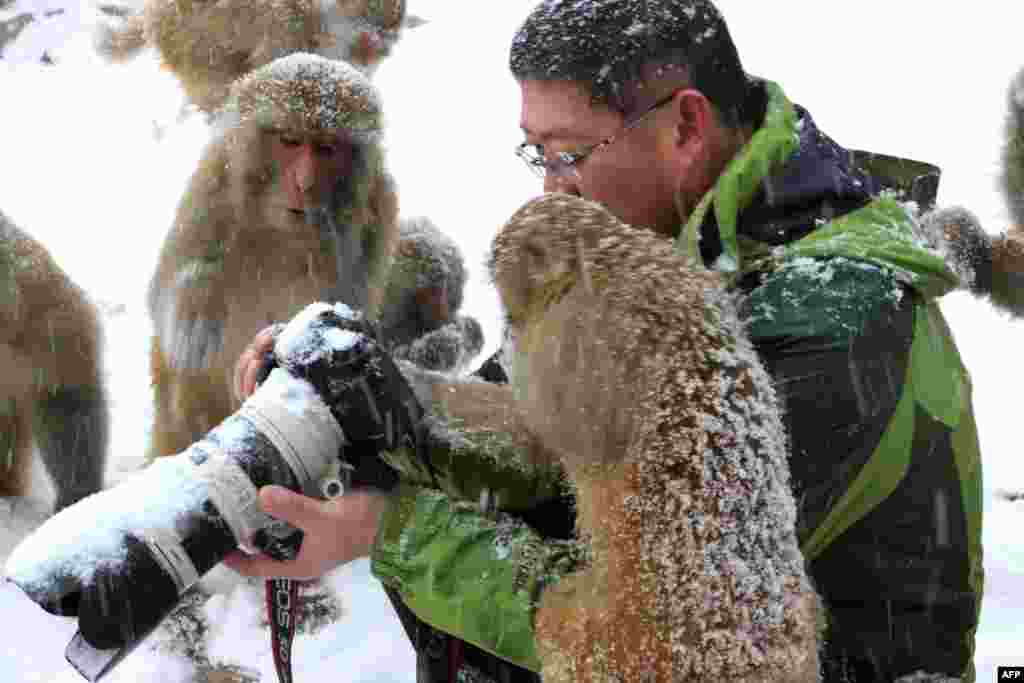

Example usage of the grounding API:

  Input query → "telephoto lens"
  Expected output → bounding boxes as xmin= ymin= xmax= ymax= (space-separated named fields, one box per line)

xmin=4 ymin=302 xmax=424 ymax=681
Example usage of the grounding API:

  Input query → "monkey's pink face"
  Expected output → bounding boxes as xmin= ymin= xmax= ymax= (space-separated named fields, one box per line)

xmin=269 ymin=131 xmax=356 ymax=213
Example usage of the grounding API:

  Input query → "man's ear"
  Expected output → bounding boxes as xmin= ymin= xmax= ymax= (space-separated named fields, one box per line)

xmin=668 ymin=89 xmax=715 ymax=164
xmin=663 ymin=88 xmax=718 ymax=202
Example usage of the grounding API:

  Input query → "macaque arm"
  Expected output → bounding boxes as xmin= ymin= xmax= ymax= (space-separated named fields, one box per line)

xmin=387 ymin=364 xmax=567 ymax=510
xmin=371 ymin=482 xmax=586 ymax=674
xmin=371 ymin=368 xmax=578 ymax=670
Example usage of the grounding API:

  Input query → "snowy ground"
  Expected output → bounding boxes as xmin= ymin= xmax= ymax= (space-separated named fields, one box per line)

xmin=2 ymin=1 xmax=1024 ymax=682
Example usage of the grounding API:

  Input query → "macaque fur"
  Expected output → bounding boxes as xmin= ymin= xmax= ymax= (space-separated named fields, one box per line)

xmin=379 ymin=216 xmax=484 ymax=372
xmin=147 ymin=55 xmax=398 ymax=459
xmin=0 ymin=210 xmax=109 ymax=511
xmin=924 ymin=65 xmax=1024 ymax=318
xmin=485 ymin=194 xmax=821 ymax=682
xmin=97 ymin=0 xmax=414 ymax=113
xmin=988 ymin=64 xmax=1024 ymax=316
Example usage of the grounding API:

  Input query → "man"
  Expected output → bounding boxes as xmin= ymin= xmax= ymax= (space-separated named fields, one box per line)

xmin=228 ymin=1 xmax=984 ymax=681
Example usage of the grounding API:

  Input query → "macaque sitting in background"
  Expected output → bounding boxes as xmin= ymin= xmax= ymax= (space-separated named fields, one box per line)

xmin=146 ymin=52 xmax=399 ymax=460
xmin=0 ymin=210 xmax=109 ymax=512
xmin=921 ymin=64 xmax=1024 ymax=318
xmin=489 ymin=194 xmax=821 ymax=682
xmin=96 ymin=0 xmax=423 ymax=114
xmin=378 ymin=216 xmax=484 ymax=373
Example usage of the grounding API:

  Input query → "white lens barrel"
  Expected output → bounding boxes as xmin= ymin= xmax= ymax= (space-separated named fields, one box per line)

xmin=191 ymin=441 xmax=269 ymax=554
xmin=240 ymin=368 xmax=347 ymax=499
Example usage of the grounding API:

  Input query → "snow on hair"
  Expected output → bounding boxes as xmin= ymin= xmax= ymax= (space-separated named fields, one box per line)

xmin=509 ymin=0 xmax=747 ymax=122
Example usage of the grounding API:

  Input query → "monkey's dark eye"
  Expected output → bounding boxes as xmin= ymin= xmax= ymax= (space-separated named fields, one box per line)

xmin=314 ymin=142 xmax=338 ymax=156
xmin=279 ymin=134 xmax=302 ymax=147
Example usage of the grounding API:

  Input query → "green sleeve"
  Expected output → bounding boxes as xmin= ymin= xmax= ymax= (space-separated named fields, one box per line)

xmin=370 ymin=483 xmax=585 ymax=672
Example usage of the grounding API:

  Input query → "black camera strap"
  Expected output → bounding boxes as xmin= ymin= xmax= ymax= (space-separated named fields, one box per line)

xmin=266 ymin=577 xmax=300 ymax=683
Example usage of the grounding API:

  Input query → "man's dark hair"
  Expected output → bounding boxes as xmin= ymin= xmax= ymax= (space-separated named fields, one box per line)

xmin=509 ymin=0 xmax=750 ymax=128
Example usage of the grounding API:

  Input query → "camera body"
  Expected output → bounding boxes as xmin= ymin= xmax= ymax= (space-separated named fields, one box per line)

xmin=5 ymin=302 xmax=426 ymax=681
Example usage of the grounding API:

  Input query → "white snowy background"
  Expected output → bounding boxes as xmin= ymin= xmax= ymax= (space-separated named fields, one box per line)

xmin=1 ymin=1 xmax=1023 ymax=681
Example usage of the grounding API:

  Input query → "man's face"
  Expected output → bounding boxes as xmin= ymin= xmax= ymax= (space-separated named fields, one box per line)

xmin=518 ymin=79 xmax=681 ymax=236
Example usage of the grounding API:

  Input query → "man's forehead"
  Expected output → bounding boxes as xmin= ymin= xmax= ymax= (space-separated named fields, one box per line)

xmin=518 ymin=79 xmax=620 ymax=140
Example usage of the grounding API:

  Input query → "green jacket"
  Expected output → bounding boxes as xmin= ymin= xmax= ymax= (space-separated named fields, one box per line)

xmin=371 ymin=80 xmax=984 ymax=682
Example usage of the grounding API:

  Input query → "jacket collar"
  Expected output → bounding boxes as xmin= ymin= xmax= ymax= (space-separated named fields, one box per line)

xmin=677 ymin=79 xmax=957 ymax=298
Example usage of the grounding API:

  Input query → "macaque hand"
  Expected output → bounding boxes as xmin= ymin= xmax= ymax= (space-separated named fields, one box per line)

xmin=233 ymin=324 xmax=283 ymax=402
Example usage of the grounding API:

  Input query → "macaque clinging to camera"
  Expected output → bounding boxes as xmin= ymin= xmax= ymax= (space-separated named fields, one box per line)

xmin=147 ymin=53 xmax=398 ymax=459
xmin=489 ymin=193 xmax=821 ymax=682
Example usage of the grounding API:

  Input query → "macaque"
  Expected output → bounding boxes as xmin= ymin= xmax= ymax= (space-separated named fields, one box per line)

xmin=920 ymin=65 xmax=1024 ymax=318
xmin=378 ymin=216 xmax=484 ymax=373
xmin=147 ymin=53 xmax=398 ymax=459
xmin=0 ymin=210 xmax=109 ymax=511
xmin=95 ymin=0 xmax=422 ymax=114
xmin=488 ymin=194 xmax=821 ymax=682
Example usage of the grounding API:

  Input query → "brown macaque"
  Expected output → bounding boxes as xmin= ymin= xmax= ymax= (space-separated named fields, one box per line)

xmin=0 ymin=210 xmax=109 ymax=512
xmin=920 ymin=66 xmax=1024 ymax=319
xmin=95 ymin=0 xmax=423 ymax=114
xmin=486 ymin=193 xmax=821 ymax=682
xmin=147 ymin=53 xmax=398 ymax=459
xmin=378 ymin=216 xmax=484 ymax=373
xmin=920 ymin=206 xmax=1024 ymax=318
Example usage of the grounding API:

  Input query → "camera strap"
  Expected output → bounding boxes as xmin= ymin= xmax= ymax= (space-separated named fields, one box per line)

xmin=267 ymin=577 xmax=300 ymax=683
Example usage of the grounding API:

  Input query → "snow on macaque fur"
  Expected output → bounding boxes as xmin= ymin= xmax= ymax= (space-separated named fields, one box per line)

xmin=490 ymin=194 xmax=821 ymax=682
xmin=0 ymin=210 xmax=109 ymax=512
xmin=146 ymin=54 xmax=398 ymax=460
xmin=95 ymin=0 xmax=416 ymax=114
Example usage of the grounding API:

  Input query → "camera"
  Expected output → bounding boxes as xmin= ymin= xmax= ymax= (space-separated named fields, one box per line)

xmin=4 ymin=302 xmax=428 ymax=681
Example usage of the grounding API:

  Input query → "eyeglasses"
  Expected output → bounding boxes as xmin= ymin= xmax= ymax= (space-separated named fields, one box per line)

xmin=516 ymin=90 xmax=678 ymax=179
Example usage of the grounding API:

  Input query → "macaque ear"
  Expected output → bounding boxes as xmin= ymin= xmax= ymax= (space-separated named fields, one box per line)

xmin=490 ymin=224 xmax=552 ymax=328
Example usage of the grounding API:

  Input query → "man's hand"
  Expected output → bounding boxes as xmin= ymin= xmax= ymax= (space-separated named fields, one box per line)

xmin=222 ymin=485 xmax=389 ymax=580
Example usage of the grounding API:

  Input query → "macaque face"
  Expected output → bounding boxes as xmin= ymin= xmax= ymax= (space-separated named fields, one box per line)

xmin=268 ymin=130 xmax=356 ymax=213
